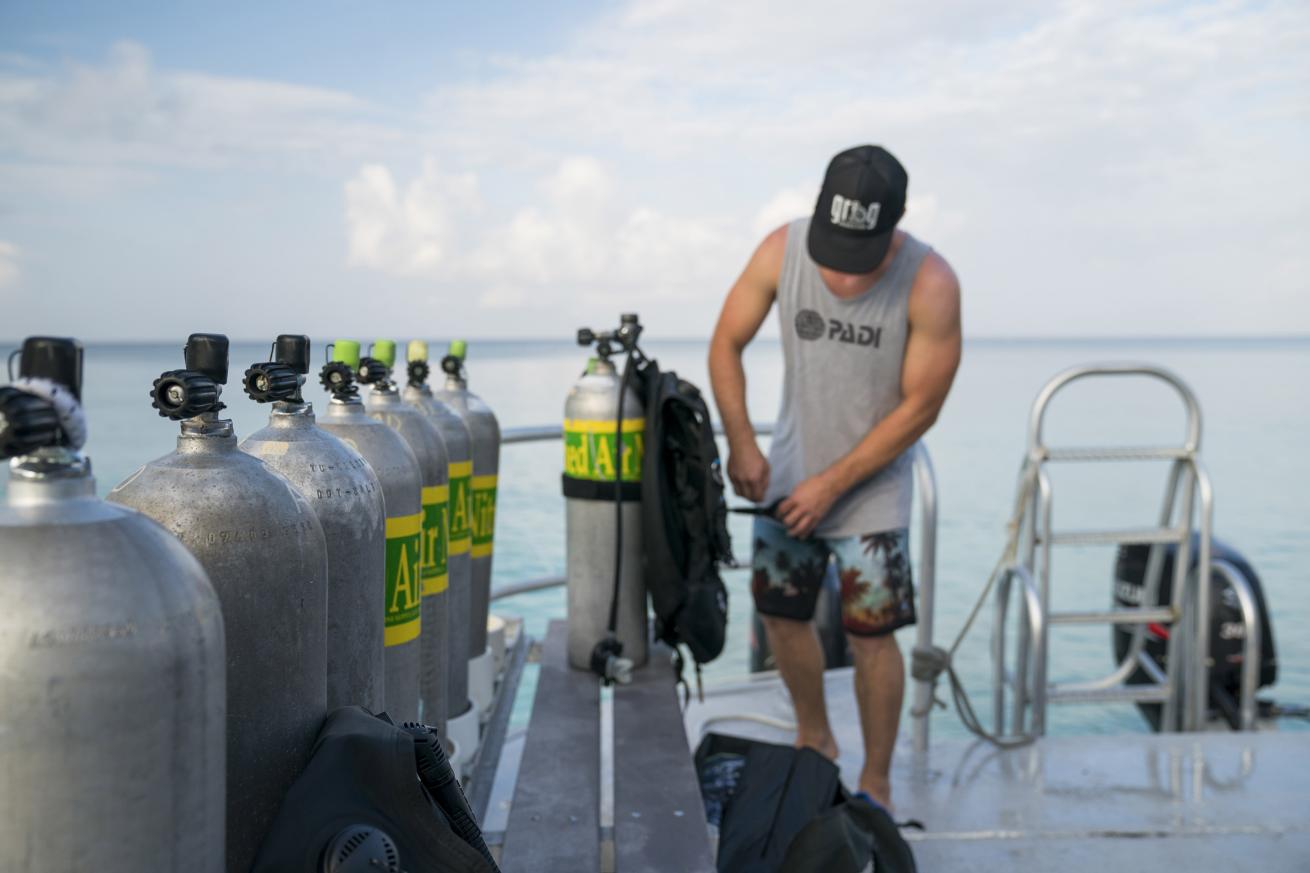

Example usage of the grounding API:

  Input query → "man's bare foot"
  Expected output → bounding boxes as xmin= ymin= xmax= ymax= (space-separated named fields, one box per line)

xmin=857 ymin=775 xmax=893 ymax=812
xmin=795 ymin=732 xmax=839 ymax=761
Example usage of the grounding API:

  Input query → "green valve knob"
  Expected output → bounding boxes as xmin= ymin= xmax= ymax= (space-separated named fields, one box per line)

xmin=407 ymin=339 xmax=429 ymax=362
xmin=331 ymin=340 xmax=361 ymax=369
xmin=448 ymin=339 xmax=467 ymax=361
xmin=371 ymin=339 xmax=396 ymax=368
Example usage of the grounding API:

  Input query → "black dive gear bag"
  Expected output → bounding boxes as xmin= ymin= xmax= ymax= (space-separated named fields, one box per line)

xmin=251 ymin=706 xmax=499 ymax=873
xmin=695 ymin=733 xmax=916 ymax=873
xmin=638 ymin=357 xmax=733 ymax=690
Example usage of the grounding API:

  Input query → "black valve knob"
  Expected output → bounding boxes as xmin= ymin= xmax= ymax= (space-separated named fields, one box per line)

xmin=576 ymin=328 xmax=595 ymax=346
xmin=243 ymin=362 xmax=300 ymax=403
xmin=320 ymin=361 xmax=357 ymax=396
xmin=274 ymin=334 xmax=312 ymax=375
xmin=18 ymin=337 xmax=84 ymax=400
xmin=0 ymin=386 xmax=61 ymax=459
xmin=183 ymin=334 xmax=229 ymax=385
xmin=440 ymin=354 xmax=462 ymax=376
xmin=357 ymin=357 xmax=388 ymax=385
xmin=406 ymin=359 xmax=430 ymax=387
xmin=150 ymin=370 xmax=221 ymax=419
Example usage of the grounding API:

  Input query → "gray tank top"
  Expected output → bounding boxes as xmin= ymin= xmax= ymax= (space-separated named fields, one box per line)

xmin=765 ymin=217 xmax=930 ymax=537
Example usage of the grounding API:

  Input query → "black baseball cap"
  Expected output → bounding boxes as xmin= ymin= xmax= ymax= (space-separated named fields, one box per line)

xmin=807 ymin=145 xmax=908 ymax=274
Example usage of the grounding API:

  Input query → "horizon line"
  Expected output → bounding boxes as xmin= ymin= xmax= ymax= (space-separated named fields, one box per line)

xmin=5 ymin=333 xmax=1308 ymax=346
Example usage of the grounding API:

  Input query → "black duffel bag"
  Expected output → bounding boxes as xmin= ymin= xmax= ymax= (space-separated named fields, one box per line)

xmin=695 ymin=732 xmax=916 ymax=873
xmin=251 ymin=706 xmax=499 ymax=873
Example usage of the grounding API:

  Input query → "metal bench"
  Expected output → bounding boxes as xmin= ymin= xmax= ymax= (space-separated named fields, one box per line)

xmin=499 ymin=620 xmax=715 ymax=873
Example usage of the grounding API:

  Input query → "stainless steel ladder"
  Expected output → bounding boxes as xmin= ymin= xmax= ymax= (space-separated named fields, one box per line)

xmin=990 ymin=364 xmax=1226 ymax=736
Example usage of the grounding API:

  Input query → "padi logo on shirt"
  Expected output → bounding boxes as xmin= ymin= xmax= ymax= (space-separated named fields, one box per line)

xmin=830 ymin=194 xmax=881 ymax=231
xmin=795 ymin=308 xmax=882 ymax=347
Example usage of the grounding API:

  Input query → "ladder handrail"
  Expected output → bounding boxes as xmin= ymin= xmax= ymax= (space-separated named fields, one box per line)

xmin=994 ymin=363 xmax=1234 ymax=735
xmin=1026 ymin=363 xmax=1203 ymax=455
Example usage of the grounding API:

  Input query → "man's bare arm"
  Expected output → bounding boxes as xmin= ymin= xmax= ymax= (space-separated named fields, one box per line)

xmin=778 ymin=253 xmax=962 ymax=535
xmin=708 ymin=225 xmax=785 ymax=501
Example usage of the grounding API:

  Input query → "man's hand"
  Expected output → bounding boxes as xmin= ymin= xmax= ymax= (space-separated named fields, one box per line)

xmin=778 ymin=474 xmax=841 ymax=539
xmin=727 ymin=442 xmax=771 ymax=503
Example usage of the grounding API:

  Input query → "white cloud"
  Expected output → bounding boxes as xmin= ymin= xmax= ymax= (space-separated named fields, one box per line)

xmin=0 ymin=241 xmax=18 ymax=288
xmin=344 ymin=156 xmax=745 ymax=316
xmin=0 ymin=41 xmax=398 ymax=177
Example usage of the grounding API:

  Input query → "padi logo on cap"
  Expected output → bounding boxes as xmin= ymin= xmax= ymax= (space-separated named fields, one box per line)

xmin=830 ymin=194 xmax=881 ymax=231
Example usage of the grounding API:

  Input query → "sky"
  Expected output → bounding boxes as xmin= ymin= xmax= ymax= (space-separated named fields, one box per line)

xmin=0 ymin=0 xmax=1307 ymax=341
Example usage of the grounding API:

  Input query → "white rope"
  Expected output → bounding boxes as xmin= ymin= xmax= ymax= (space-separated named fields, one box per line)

xmin=14 ymin=376 xmax=87 ymax=449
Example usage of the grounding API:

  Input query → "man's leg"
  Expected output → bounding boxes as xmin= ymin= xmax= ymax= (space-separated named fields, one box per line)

xmin=750 ymin=516 xmax=834 ymax=758
xmin=847 ymin=632 xmax=903 ymax=806
xmin=833 ymin=529 xmax=917 ymax=809
xmin=761 ymin=615 xmax=838 ymax=760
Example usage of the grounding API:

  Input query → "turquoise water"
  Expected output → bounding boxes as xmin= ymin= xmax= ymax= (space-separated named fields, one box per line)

xmin=5 ymin=337 xmax=1307 ymax=738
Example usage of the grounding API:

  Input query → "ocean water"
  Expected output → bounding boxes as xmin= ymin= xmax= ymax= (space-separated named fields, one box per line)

xmin=5 ymin=336 xmax=1307 ymax=739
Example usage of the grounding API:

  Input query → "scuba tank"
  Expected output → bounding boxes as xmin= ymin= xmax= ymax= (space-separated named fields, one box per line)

xmin=433 ymin=341 xmax=501 ymax=710
xmin=0 ymin=337 xmax=226 ymax=872
xmin=403 ymin=340 xmax=475 ymax=730
xmin=1114 ymin=537 xmax=1278 ymax=730
xmin=361 ymin=339 xmax=451 ymax=733
xmin=564 ymin=315 xmax=648 ymax=675
xmin=240 ymin=335 xmax=387 ymax=712
xmin=108 ymin=333 xmax=329 ymax=873
xmin=316 ymin=340 xmax=422 ymax=727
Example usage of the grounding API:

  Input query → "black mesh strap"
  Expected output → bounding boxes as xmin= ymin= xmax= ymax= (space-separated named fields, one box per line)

xmin=561 ymin=474 xmax=642 ymax=502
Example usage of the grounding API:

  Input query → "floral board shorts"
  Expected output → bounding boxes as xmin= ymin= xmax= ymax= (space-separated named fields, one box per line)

xmin=750 ymin=516 xmax=916 ymax=637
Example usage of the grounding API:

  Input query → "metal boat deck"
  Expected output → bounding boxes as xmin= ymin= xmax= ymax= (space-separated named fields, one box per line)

xmin=685 ymin=667 xmax=1310 ymax=869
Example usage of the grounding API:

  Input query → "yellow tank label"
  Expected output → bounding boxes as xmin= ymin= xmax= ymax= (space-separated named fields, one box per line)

xmin=421 ymin=485 xmax=449 ymax=597
xmin=563 ymin=417 xmax=644 ymax=484
xmin=384 ymin=512 xmax=423 ymax=646
xmin=448 ymin=460 xmax=473 ymax=555
xmin=471 ymin=474 xmax=498 ymax=558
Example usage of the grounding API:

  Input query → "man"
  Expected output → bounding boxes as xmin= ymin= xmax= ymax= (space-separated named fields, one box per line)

xmin=708 ymin=145 xmax=961 ymax=808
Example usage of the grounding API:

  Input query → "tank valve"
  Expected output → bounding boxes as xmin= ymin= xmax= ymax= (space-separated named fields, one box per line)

xmin=320 ymin=362 xmax=357 ymax=397
xmin=0 ymin=386 xmax=61 ymax=459
xmin=242 ymin=362 xmax=300 ymax=404
xmin=150 ymin=370 xmax=221 ymax=419
xmin=576 ymin=314 xmax=643 ymax=362
xmin=406 ymin=359 xmax=430 ymax=387
xmin=150 ymin=334 xmax=228 ymax=420
xmin=356 ymin=357 xmax=389 ymax=386
xmin=590 ymin=637 xmax=634 ymax=685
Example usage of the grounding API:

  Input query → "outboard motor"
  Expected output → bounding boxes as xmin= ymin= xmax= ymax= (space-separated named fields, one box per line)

xmin=316 ymin=340 xmax=424 ymax=726
xmin=0 ymin=337 xmax=226 ymax=871
xmin=434 ymin=341 xmax=501 ymax=716
xmin=403 ymin=340 xmax=478 ymax=757
xmin=361 ymin=339 xmax=452 ymax=736
xmin=1114 ymin=536 xmax=1277 ymax=730
xmin=241 ymin=335 xmax=388 ymax=712
xmin=564 ymin=315 xmax=648 ymax=676
xmin=108 ymin=332 xmax=329 ymax=872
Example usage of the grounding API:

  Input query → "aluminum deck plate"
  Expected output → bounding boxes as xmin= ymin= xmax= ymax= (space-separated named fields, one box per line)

xmin=685 ymin=667 xmax=1310 ymax=870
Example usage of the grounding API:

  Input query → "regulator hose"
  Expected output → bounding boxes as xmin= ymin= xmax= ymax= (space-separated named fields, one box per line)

xmin=591 ymin=347 xmax=639 ymax=684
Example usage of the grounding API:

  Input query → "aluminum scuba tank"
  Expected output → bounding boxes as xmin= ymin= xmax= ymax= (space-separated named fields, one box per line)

xmin=403 ymin=339 xmax=474 ymax=725
xmin=107 ymin=333 xmax=328 ymax=873
xmin=434 ymin=342 xmax=500 ymax=674
xmin=564 ymin=316 xmax=648 ymax=673
xmin=316 ymin=340 xmax=423 ymax=726
xmin=0 ymin=337 xmax=226 ymax=872
xmin=360 ymin=339 xmax=451 ymax=733
xmin=240 ymin=335 xmax=387 ymax=712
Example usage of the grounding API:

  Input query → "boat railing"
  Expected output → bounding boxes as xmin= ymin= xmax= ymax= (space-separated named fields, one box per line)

xmin=491 ymin=423 xmax=942 ymax=754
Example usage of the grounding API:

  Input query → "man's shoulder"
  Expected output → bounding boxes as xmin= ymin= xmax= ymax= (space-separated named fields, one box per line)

xmin=751 ymin=221 xmax=795 ymax=283
xmin=907 ymin=245 xmax=960 ymax=322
